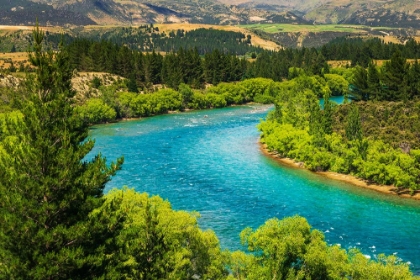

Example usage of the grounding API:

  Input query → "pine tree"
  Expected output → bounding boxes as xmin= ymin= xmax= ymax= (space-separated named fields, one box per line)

xmin=381 ymin=49 xmax=408 ymax=101
xmin=351 ymin=66 xmax=369 ymax=101
xmin=367 ymin=61 xmax=381 ymax=101
xmin=0 ymin=24 xmax=123 ymax=279
xmin=407 ymin=60 xmax=420 ymax=99
xmin=322 ymin=92 xmax=333 ymax=135
xmin=308 ymin=92 xmax=325 ymax=147
xmin=346 ymin=104 xmax=363 ymax=141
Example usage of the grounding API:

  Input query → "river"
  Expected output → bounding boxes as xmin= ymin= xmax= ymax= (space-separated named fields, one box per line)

xmin=90 ymin=104 xmax=420 ymax=273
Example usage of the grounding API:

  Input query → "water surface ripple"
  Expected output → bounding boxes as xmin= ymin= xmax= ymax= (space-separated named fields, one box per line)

xmin=90 ymin=105 xmax=420 ymax=273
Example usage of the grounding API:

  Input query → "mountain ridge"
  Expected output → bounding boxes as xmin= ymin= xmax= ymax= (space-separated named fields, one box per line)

xmin=1 ymin=0 xmax=420 ymax=28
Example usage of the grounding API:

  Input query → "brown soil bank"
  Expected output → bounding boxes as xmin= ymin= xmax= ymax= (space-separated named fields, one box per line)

xmin=260 ymin=143 xmax=420 ymax=201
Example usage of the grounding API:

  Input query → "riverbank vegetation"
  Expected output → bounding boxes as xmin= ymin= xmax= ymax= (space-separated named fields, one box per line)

xmin=259 ymin=50 xmax=420 ymax=192
xmin=1 ymin=25 xmax=420 ymax=278
xmin=71 ymin=72 xmax=350 ymax=124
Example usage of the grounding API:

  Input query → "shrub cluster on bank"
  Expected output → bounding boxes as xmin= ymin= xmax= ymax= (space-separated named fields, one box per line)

xmin=74 ymin=77 xmax=278 ymax=124
xmin=259 ymin=84 xmax=420 ymax=191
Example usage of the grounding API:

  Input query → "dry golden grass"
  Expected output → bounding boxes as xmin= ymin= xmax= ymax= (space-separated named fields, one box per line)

xmin=71 ymin=72 xmax=126 ymax=102
xmin=358 ymin=35 xmax=404 ymax=45
xmin=0 ymin=25 xmax=64 ymax=33
xmin=0 ymin=52 xmax=31 ymax=69
xmin=155 ymin=23 xmax=281 ymax=51
xmin=327 ymin=60 xmax=351 ymax=68
xmin=0 ymin=52 xmax=28 ymax=61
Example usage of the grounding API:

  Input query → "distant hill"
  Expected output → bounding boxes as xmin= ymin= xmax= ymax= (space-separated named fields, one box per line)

xmin=304 ymin=0 xmax=420 ymax=28
xmin=224 ymin=0 xmax=420 ymax=28
xmin=1 ymin=0 xmax=420 ymax=28
xmin=0 ymin=0 xmax=307 ymax=26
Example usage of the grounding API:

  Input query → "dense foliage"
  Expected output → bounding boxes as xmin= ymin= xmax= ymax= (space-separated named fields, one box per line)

xmin=94 ymin=188 xmax=228 ymax=279
xmin=64 ymin=39 xmax=248 ymax=89
xmin=321 ymin=37 xmax=420 ymax=67
xmin=350 ymin=51 xmax=420 ymax=101
xmin=74 ymin=77 xmax=289 ymax=123
xmin=0 ymin=25 xmax=123 ymax=278
xmin=333 ymin=101 xmax=420 ymax=150
xmin=229 ymin=216 xmax=414 ymax=280
xmin=62 ymin=37 xmax=331 ymax=90
xmin=94 ymin=27 xmax=262 ymax=55
xmin=0 ymin=26 xmax=262 ymax=55
xmin=58 ymin=34 xmax=420 ymax=91
xmin=259 ymin=73 xmax=420 ymax=191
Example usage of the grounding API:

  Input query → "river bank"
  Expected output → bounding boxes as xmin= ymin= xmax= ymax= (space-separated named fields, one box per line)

xmin=260 ymin=143 xmax=420 ymax=201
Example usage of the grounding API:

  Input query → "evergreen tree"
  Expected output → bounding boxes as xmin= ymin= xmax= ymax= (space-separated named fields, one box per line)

xmin=381 ymin=49 xmax=408 ymax=101
xmin=367 ymin=61 xmax=381 ymax=101
xmin=351 ymin=66 xmax=369 ymax=101
xmin=407 ymin=60 xmax=420 ymax=99
xmin=126 ymin=74 xmax=139 ymax=93
xmin=322 ymin=92 xmax=333 ymax=135
xmin=346 ymin=104 xmax=363 ymax=141
xmin=308 ymin=91 xmax=325 ymax=147
xmin=187 ymin=47 xmax=204 ymax=88
xmin=0 ymin=24 xmax=123 ymax=279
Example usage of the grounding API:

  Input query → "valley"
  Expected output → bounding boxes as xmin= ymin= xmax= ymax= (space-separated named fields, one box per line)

xmin=1 ymin=1 xmax=420 ymax=279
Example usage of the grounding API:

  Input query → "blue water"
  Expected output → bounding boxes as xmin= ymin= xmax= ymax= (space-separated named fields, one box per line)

xmin=319 ymin=95 xmax=348 ymax=107
xmin=90 ymin=105 xmax=420 ymax=273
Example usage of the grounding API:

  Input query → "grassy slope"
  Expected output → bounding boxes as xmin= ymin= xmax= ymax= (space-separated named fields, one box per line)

xmin=239 ymin=23 xmax=419 ymax=47
xmin=239 ymin=23 xmax=397 ymax=33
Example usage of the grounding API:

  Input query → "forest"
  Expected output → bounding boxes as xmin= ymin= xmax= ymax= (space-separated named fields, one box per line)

xmin=1 ymin=25 xmax=420 ymax=279
xmin=59 ymin=37 xmax=328 ymax=90
xmin=321 ymin=37 xmax=420 ymax=67
xmin=0 ymin=26 xmax=262 ymax=55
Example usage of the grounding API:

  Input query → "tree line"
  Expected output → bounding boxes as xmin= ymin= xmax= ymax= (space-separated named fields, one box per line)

xmin=63 ymin=35 xmax=420 ymax=92
xmin=63 ymin=37 xmax=331 ymax=90
xmin=321 ymin=37 xmax=420 ymax=67
xmin=0 ymin=26 xmax=262 ymax=55
xmin=93 ymin=26 xmax=263 ymax=55
xmin=259 ymin=69 xmax=420 ymax=191
xmin=350 ymin=50 xmax=420 ymax=101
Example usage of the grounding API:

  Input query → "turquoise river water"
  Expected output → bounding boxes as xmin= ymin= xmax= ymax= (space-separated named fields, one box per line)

xmin=90 ymin=105 xmax=420 ymax=273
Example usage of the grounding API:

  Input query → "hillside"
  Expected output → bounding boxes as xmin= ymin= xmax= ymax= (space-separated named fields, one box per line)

xmin=227 ymin=0 xmax=420 ymax=28
xmin=305 ymin=0 xmax=420 ymax=27
xmin=3 ymin=0 xmax=419 ymax=28
xmin=0 ymin=0 xmax=309 ymax=26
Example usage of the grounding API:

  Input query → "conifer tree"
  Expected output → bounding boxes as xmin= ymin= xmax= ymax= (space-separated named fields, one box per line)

xmin=381 ymin=49 xmax=408 ymax=101
xmin=351 ymin=66 xmax=369 ymax=101
xmin=407 ymin=60 xmax=420 ymax=99
xmin=308 ymin=92 xmax=325 ymax=147
xmin=346 ymin=104 xmax=363 ymax=141
xmin=322 ymin=92 xmax=333 ymax=135
xmin=0 ymin=24 xmax=123 ymax=279
xmin=367 ymin=61 xmax=381 ymax=101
